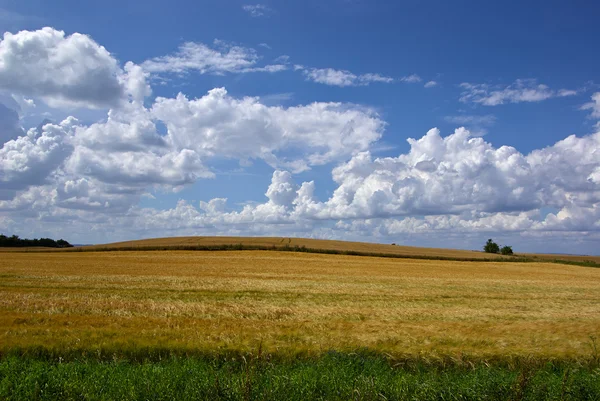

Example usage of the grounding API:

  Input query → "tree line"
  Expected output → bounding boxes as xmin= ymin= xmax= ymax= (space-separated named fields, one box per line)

xmin=0 ymin=234 xmax=73 ymax=248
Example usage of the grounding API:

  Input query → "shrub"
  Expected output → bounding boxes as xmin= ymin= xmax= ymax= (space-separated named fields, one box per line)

xmin=500 ymin=246 xmax=513 ymax=256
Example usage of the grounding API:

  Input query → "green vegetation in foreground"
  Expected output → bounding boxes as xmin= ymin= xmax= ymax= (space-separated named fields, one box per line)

xmin=2 ymin=352 xmax=600 ymax=401
xmin=10 ymin=242 xmax=600 ymax=268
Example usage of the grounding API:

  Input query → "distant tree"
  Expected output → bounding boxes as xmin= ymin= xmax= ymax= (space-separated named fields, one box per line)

xmin=500 ymin=245 xmax=513 ymax=256
xmin=56 ymin=239 xmax=73 ymax=248
xmin=483 ymin=239 xmax=500 ymax=254
xmin=0 ymin=234 xmax=72 ymax=248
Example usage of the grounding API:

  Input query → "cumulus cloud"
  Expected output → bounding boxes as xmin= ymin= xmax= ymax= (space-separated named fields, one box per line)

xmin=308 ymin=128 xmax=600 ymax=219
xmin=460 ymin=79 xmax=578 ymax=106
xmin=0 ymin=117 xmax=77 ymax=192
xmin=424 ymin=80 xmax=438 ymax=88
xmin=142 ymin=40 xmax=286 ymax=76
xmin=298 ymin=67 xmax=394 ymax=87
xmin=67 ymin=147 xmax=211 ymax=187
xmin=151 ymin=88 xmax=385 ymax=172
xmin=4 ymin=121 xmax=598 ymax=245
xmin=4 ymin=123 xmax=599 ymax=250
xmin=0 ymin=84 xmax=384 ymax=223
xmin=0 ymin=27 xmax=126 ymax=109
xmin=63 ymin=100 xmax=213 ymax=188
xmin=115 ymin=128 xmax=600 ymax=242
xmin=121 ymin=62 xmax=152 ymax=103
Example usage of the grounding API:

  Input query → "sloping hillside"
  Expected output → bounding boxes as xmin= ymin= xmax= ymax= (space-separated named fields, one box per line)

xmin=86 ymin=236 xmax=600 ymax=264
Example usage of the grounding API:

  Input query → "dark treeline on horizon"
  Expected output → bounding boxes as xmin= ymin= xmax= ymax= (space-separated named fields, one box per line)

xmin=0 ymin=234 xmax=73 ymax=248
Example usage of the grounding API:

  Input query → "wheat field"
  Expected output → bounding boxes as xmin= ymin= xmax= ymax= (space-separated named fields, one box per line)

xmin=1 ymin=249 xmax=599 ymax=360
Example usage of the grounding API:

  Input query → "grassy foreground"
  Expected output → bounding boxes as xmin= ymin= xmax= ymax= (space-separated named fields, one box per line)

xmin=2 ymin=353 xmax=600 ymax=401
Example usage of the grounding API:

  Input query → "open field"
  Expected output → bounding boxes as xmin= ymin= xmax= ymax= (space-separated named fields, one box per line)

xmin=2 ymin=249 xmax=600 ymax=399
xmin=1 ymin=250 xmax=600 ymax=360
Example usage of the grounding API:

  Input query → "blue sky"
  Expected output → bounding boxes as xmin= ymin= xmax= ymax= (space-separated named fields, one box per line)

xmin=0 ymin=0 xmax=599 ymax=253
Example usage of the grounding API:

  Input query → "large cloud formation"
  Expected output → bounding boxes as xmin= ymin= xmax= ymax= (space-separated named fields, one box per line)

xmin=152 ymin=88 xmax=384 ymax=172
xmin=0 ymin=26 xmax=385 ymax=229
xmin=0 ymin=28 xmax=598 ymax=253
xmin=132 ymin=127 xmax=599 ymax=227
xmin=0 ymin=86 xmax=384 ymax=217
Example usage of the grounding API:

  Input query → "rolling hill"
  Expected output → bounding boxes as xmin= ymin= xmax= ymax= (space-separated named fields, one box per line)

xmin=84 ymin=236 xmax=600 ymax=264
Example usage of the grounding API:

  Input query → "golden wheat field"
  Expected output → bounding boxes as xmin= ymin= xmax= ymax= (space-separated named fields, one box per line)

xmin=1 ymin=249 xmax=600 ymax=360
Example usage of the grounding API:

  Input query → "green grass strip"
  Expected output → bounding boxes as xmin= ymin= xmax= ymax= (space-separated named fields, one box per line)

xmin=2 ymin=352 xmax=599 ymax=400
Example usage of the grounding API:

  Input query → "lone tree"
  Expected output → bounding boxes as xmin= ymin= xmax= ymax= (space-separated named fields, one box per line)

xmin=483 ymin=238 xmax=500 ymax=254
xmin=500 ymin=245 xmax=513 ymax=255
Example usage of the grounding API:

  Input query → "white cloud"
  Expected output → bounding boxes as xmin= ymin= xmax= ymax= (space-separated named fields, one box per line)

xmin=242 ymin=4 xmax=273 ymax=17
xmin=0 ymin=28 xmax=126 ymax=109
xmin=302 ymin=68 xmax=356 ymax=87
xmin=581 ymin=92 xmax=600 ymax=119
xmin=5 ymin=120 xmax=598 ymax=246
xmin=3 ymin=123 xmax=599 ymax=250
xmin=400 ymin=74 xmax=422 ymax=83
xmin=460 ymin=79 xmax=578 ymax=106
xmin=244 ymin=64 xmax=288 ymax=73
xmin=66 ymin=147 xmax=211 ymax=187
xmin=0 ymin=117 xmax=77 ymax=188
xmin=121 ymin=62 xmax=152 ymax=103
xmin=359 ymin=73 xmax=395 ymax=84
xmin=142 ymin=41 xmax=257 ymax=75
xmin=308 ymin=128 xmax=600 ymax=219
xmin=104 ymin=127 xmax=600 ymax=244
xmin=558 ymin=89 xmax=578 ymax=97
xmin=0 ymin=84 xmax=383 ymax=220
xmin=64 ymin=100 xmax=213 ymax=187
xmin=299 ymin=67 xmax=394 ymax=87
xmin=424 ymin=80 xmax=438 ymax=88
xmin=151 ymin=88 xmax=384 ymax=172
xmin=141 ymin=40 xmax=285 ymax=76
